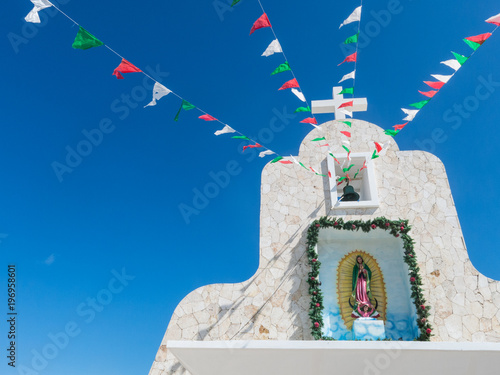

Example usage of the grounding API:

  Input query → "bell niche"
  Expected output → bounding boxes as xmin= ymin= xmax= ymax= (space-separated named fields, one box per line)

xmin=328 ymin=152 xmax=380 ymax=209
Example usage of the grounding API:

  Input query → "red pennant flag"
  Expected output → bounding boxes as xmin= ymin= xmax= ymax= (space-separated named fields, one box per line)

xmin=279 ymin=160 xmax=293 ymax=164
xmin=465 ymin=33 xmax=492 ymax=45
xmin=319 ymin=144 xmax=330 ymax=147
xmin=374 ymin=142 xmax=382 ymax=153
xmin=242 ymin=143 xmax=262 ymax=151
xmin=300 ymin=117 xmax=318 ymax=124
xmin=393 ymin=122 xmax=408 ymax=130
xmin=360 ymin=160 xmax=367 ymax=171
xmin=338 ymin=101 xmax=353 ymax=109
xmin=338 ymin=52 xmax=357 ymax=66
xmin=419 ymin=90 xmax=438 ymax=98
xmin=424 ymin=81 xmax=445 ymax=90
xmin=340 ymin=131 xmax=351 ymax=138
xmin=112 ymin=59 xmax=142 ymax=79
xmin=279 ymin=78 xmax=300 ymax=90
xmin=199 ymin=114 xmax=217 ymax=121
xmin=328 ymin=171 xmax=332 ymax=178
xmin=250 ymin=13 xmax=271 ymax=34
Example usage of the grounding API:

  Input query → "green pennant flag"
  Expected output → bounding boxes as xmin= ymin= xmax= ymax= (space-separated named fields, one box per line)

xmin=353 ymin=169 xmax=360 ymax=179
xmin=232 ymin=135 xmax=250 ymax=140
xmin=174 ymin=100 xmax=195 ymax=121
xmin=294 ymin=106 xmax=311 ymax=113
xmin=371 ymin=150 xmax=379 ymax=159
xmin=231 ymin=0 xmax=241 ymax=6
xmin=342 ymin=145 xmax=350 ymax=153
xmin=339 ymin=88 xmax=354 ymax=95
xmin=343 ymin=33 xmax=359 ymax=44
xmin=385 ymin=129 xmax=400 ymax=137
xmin=410 ymin=100 xmax=430 ymax=109
xmin=452 ymin=51 xmax=469 ymax=66
xmin=312 ymin=137 xmax=326 ymax=142
xmin=343 ymin=164 xmax=355 ymax=173
xmin=338 ymin=176 xmax=346 ymax=183
xmin=72 ymin=27 xmax=103 ymax=50
xmin=271 ymin=62 xmax=291 ymax=75
xmin=463 ymin=38 xmax=481 ymax=51
xmin=271 ymin=156 xmax=283 ymax=163
xmin=339 ymin=120 xmax=352 ymax=127
xmin=299 ymin=162 xmax=308 ymax=170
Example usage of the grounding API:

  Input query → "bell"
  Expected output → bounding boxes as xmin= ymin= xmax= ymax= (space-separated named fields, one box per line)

xmin=341 ymin=184 xmax=360 ymax=202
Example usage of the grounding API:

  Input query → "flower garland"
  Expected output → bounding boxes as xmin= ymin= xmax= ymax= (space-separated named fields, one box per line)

xmin=306 ymin=216 xmax=432 ymax=341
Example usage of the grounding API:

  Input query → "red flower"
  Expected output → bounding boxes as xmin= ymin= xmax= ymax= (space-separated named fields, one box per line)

xmin=334 ymin=221 xmax=338 ymax=226
xmin=313 ymin=291 xmax=318 ymax=295
xmin=410 ymin=277 xmax=416 ymax=282
xmin=420 ymin=305 xmax=426 ymax=310
xmin=385 ymin=222 xmax=390 ymax=227
xmin=312 ymin=259 xmax=317 ymax=263
xmin=410 ymin=254 xmax=414 ymax=258
xmin=400 ymin=226 xmax=405 ymax=231
xmin=395 ymin=234 xmax=400 ymax=237
xmin=316 ymin=303 xmax=320 ymax=307
xmin=352 ymin=224 xmax=356 ymax=229
xmin=315 ymin=224 xmax=320 ymax=228
xmin=314 ymin=322 xmax=320 ymax=328
xmin=421 ymin=318 xmax=426 ymax=323
xmin=311 ymin=277 xmax=315 ymax=281
xmin=426 ymin=328 xmax=432 ymax=334
xmin=371 ymin=224 xmax=376 ymax=229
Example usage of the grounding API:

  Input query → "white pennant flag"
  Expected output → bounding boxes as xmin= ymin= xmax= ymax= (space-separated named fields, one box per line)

xmin=25 ymin=0 xmax=52 ymax=23
xmin=338 ymin=108 xmax=352 ymax=118
xmin=440 ymin=59 xmax=461 ymax=72
xmin=291 ymin=88 xmax=306 ymax=102
xmin=262 ymin=39 xmax=282 ymax=57
xmin=214 ymin=125 xmax=236 ymax=136
xmin=259 ymin=150 xmax=274 ymax=158
xmin=342 ymin=140 xmax=351 ymax=147
xmin=431 ymin=74 xmax=453 ymax=83
xmin=401 ymin=108 xmax=419 ymax=121
xmin=339 ymin=6 xmax=362 ymax=29
xmin=144 ymin=82 xmax=171 ymax=108
xmin=339 ymin=70 xmax=355 ymax=83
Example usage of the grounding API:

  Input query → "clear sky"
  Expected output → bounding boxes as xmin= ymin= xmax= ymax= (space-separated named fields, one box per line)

xmin=1 ymin=1 xmax=500 ymax=374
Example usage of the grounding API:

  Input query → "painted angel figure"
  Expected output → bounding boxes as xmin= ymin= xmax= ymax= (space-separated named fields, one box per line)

xmin=351 ymin=303 xmax=381 ymax=320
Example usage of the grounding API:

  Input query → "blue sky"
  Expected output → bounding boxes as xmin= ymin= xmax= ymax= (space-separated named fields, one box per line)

xmin=2 ymin=0 xmax=500 ymax=374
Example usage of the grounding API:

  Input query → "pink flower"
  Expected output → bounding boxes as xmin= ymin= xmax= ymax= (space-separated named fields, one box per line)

xmin=312 ymin=259 xmax=317 ymax=263
xmin=352 ymin=224 xmax=356 ymax=229
xmin=314 ymin=322 xmax=320 ymax=328
xmin=400 ymin=226 xmax=405 ymax=231
xmin=395 ymin=234 xmax=400 ymax=237
xmin=311 ymin=277 xmax=315 ymax=281
xmin=421 ymin=318 xmax=426 ymax=323
xmin=410 ymin=277 xmax=416 ymax=282
xmin=420 ymin=305 xmax=426 ymax=310
xmin=385 ymin=222 xmax=390 ymax=227
xmin=334 ymin=221 xmax=338 ymax=226
xmin=313 ymin=291 xmax=317 ymax=295
xmin=371 ymin=224 xmax=376 ymax=229
xmin=426 ymin=328 xmax=432 ymax=334
xmin=316 ymin=303 xmax=320 ymax=307
xmin=315 ymin=224 xmax=320 ymax=228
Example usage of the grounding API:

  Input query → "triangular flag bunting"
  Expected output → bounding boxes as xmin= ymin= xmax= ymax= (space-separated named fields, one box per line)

xmin=312 ymin=137 xmax=326 ymax=142
xmin=441 ymin=59 xmax=461 ymax=71
xmin=424 ymin=81 xmax=445 ymax=90
xmin=278 ymin=78 xmax=299 ymax=90
xmin=259 ymin=150 xmax=274 ymax=158
xmin=291 ymin=88 xmax=306 ymax=102
xmin=419 ymin=90 xmax=438 ymax=98
xmin=463 ymin=39 xmax=481 ymax=51
xmin=339 ymin=71 xmax=355 ymax=83
xmin=466 ymin=33 xmax=492 ymax=45
xmin=145 ymin=82 xmax=171 ymax=107
xmin=343 ymin=33 xmax=359 ymax=44
xmin=25 ymin=0 xmax=52 ymax=23
xmin=393 ymin=122 xmax=408 ymax=130
xmin=199 ymin=114 xmax=217 ymax=121
xmin=339 ymin=6 xmax=362 ymax=29
xmin=113 ymin=59 xmax=142 ymax=79
xmin=279 ymin=160 xmax=293 ymax=165
xmin=402 ymin=108 xmax=419 ymax=121
xmin=338 ymin=100 xmax=353 ymax=109
xmin=339 ymin=88 xmax=354 ymax=95
xmin=231 ymin=0 xmax=241 ymax=7
xmin=371 ymin=150 xmax=379 ymax=159
xmin=294 ymin=106 xmax=311 ymax=113
xmin=243 ymin=143 xmax=262 ymax=151
xmin=431 ymin=74 xmax=453 ymax=83
xmin=342 ymin=145 xmax=350 ymax=153
xmin=385 ymin=129 xmax=400 ymax=137
xmin=374 ymin=142 xmax=382 ymax=153
xmin=271 ymin=156 xmax=283 ymax=163
xmin=343 ymin=164 xmax=355 ymax=173
xmin=232 ymin=135 xmax=250 ymax=140
xmin=72 ymin=27 xmax=103 ymax=50
xmin=339 ymin=120 xmax=352 ymax=127
xmin=410 ymin=100 xmax=430 ymax=109
xmin=262 ymin=39 xmax=282 ymax=57
xmin=250 ymin=13 xmax=271 ymax=35
xmin=329 ymin=153 xmax=341 ymax=165
xmin=271 ymin=62 xmax=291 ymax=75
xmin=451 ymin=52 xmax=469 ymax=66
xmin=340 ymin=131 xmax=351 ymax=138
xmin=338 ymin=52 xmax=357 ymax=66
xmin=485 ymin=13 xmax=500 ymax=26
xmin=300 ymin=117 xmax=318 ymax=124
xmin=174 ymin=100 xmax=195 ymax=121
xmin=215 ymin=125 xmax=236 ymax=136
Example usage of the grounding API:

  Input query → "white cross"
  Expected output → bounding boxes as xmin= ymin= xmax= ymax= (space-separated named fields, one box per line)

xmin=311 ymin=86 xmax=368 ymax=120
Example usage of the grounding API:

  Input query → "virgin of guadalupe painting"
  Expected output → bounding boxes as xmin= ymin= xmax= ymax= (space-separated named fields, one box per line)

xmin=337 ymin=251 xmax=387 ymax=329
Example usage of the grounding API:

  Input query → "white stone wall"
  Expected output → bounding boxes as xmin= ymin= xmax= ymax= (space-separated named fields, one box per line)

xmin=148 ymin=120 xmax=500 ymax=375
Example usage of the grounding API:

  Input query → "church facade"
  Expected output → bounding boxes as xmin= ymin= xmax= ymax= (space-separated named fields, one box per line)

xmin=149 ymin=120 xmax=500 ymax=375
